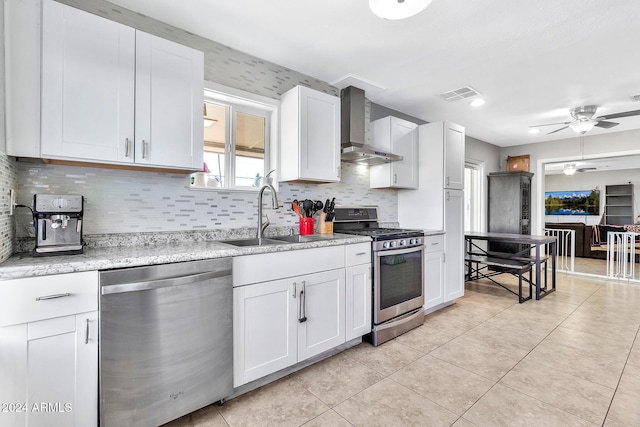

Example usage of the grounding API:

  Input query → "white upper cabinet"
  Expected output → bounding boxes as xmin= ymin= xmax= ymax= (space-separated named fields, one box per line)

xmin=11 ymin=0 xmax=204 ymax=170
xmin=41 ymin=0 xmax=136 ymax=164
xmin=369 ymin=116 xmax=418 ymax=189
xmin=279 ymin=86 xmax=341 ymax=182
xmin=134 ymin=32 xmax=204 ymax=169
xmin=398 ymin=121 xmax=465 ymax=230
xmin=443 ymin=122 xmax=465 ymax=189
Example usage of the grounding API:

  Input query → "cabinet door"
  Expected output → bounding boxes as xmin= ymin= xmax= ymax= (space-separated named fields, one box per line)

xmin=135 ymin=31 xmax=204 ymax=169
xmin=444 ymin=189 xmax=465 ymax=301
xmin=444 ymin=122 xmax=465 ymax=190
xmin=233 ymin=279 xmax=297 ymax=387
xmin=345 ymin=264 xmax=372 ymax=341
xmin=391 ymin=118 xmax=419 ymax=188
xmin=279 ymin=86 xmax=340 ymax=182
xmin=0 ymin=312 xmax=98 ymax=427
xmin=298 ymin=269 xmax=346 ymax=361
xmin=41 ymin=0 xmax=136 ymax=163
xmin=370 ymin=117 xmax=418 ymax=189
xmin=423 ymin=250 xmax=445 ymax=310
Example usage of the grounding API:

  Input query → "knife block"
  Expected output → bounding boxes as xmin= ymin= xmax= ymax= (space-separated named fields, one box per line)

xmin=318 ymin=212 xmax=333 ymax=234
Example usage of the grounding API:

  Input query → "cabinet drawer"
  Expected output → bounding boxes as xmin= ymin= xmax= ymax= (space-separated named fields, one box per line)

xmin=233 ymin=246 xmax=345 ymax=287
xmin=0 ymin=271 xmax=98 ymax=327
xmin=423 ymin=234 xmax=445 ymax=253
xmin=346 ymin=243 xmax=371 ymax=266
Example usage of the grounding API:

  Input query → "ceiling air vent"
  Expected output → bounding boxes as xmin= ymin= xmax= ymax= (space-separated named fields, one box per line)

xmin=439 ymin=86 xmax=481 ymax=102
xmin=630 ymin=94 xmax=640 ymax=102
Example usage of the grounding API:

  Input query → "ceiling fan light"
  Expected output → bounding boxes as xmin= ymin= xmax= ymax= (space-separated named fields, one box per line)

xmin=369 ymin=0 xmax=432 ymax=20
xmin=563 ymin=163 xmax=577 ymax=175
xmin=569 ymin=119 xmax=597 ymax=134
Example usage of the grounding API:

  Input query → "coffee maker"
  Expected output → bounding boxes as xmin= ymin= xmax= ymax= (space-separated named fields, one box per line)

xmin=33 ymin=194 xmax=84 ymax=255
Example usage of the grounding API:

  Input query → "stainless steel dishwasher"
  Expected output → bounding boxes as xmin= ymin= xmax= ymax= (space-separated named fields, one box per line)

xmin=99 ymin=258 xmax=233 ymax=427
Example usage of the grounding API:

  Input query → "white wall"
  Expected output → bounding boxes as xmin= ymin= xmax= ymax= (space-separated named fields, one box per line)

xmin=545 ymin=169 xmax=640 ymax=225
xmin=499 ymin=129 xmax=640 ymax=234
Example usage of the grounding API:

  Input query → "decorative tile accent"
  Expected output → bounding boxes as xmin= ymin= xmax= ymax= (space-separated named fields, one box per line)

xmin=57 ymin=0 xmax=338 ymax=99
xmin=0 ymin=154 xmax=18 ymax=262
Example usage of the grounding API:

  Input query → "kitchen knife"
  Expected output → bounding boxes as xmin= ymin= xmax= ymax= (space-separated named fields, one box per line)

xmin=323 ymin=199 xmax=330 ymax=213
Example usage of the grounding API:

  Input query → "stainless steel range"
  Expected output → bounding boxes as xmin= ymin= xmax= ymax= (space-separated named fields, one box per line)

xmin=333 ymin=206 xmax=425 ymax=346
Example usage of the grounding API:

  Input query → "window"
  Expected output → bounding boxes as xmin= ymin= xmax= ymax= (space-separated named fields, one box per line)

xmin=464 ymin=161 xmax=484 ymax=232
xmin=200 ymin=83 xmax=277 ymax=190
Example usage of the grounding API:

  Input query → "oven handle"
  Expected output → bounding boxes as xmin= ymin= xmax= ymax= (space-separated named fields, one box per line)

xmin=374 ymin=245 xmax=424 ymax=258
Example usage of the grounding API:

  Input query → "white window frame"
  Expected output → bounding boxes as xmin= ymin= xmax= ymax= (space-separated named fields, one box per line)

xmin=197 ymin=81 xmax=279 ymax=192
xmin=465 ymin=160 xmax=485 ymax=232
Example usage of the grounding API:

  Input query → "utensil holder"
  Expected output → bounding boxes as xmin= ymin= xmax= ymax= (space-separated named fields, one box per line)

xmin=299 ymin=218 xmax=314 ymax=235
xmin=318 ymin=212 xmax=333 ymax=234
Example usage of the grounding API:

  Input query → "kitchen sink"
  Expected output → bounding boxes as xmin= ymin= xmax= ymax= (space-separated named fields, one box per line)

xmin=220 ymin=238 xmax=285 ymax=247
xmin=270 ymin=235 xmax=319 ymax=243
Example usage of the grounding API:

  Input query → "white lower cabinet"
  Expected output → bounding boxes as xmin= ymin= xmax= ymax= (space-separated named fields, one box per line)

xmin=232 ymin=244 xmax=371 ymax=388
xmin=233 ymin=277 xmax=297 ymax=387
xmin=0 ymin=271 xmax=98 ymax=427
xmin=345 ymin=243 xmax=372 ymax=341
xmin=423 ymin=237 xmax=445 ymax=310
xmin=233 ymin=269 xmax=345 ymax=387
xmin=444 ymin=189 xmax=465 ymax=302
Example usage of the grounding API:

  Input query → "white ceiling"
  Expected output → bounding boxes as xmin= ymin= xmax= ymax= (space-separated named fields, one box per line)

xmin=108 ymin=0 xmax=640 ymax=147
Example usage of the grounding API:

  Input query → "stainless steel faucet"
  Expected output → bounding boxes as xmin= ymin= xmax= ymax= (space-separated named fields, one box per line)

xmin=257 ymin=184 xmax=279 ymax=239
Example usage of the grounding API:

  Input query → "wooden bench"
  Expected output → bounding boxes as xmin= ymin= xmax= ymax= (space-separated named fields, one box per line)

xmin=465 ymin=254 xmax=533 ymax=303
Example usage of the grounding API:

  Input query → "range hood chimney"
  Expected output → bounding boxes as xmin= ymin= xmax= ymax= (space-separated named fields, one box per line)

xmin=340 ymin=86 xmax=402 ymax=165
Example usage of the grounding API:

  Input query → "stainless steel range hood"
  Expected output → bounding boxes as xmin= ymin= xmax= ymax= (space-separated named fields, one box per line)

xmin=340 ymin=86 xmax=402 ymax=165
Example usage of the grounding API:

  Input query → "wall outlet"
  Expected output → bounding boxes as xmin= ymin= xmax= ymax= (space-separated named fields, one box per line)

xmin=9 ymin=189 xmax=16 ymax=216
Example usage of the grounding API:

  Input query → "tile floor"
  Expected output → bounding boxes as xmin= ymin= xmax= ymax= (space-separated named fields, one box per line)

xmin=164 ymin=271 xmax=640 ymax=427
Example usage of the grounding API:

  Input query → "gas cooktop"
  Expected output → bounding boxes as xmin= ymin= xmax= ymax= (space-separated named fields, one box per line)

xmin=331 ymin=206 xmax=423 ymax=241
xmin=337 ymin=227 xmax=423 ymax=240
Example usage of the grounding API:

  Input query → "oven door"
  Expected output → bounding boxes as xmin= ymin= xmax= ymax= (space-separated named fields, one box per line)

xmin=374 ymin=245 xmax=424 ymax=324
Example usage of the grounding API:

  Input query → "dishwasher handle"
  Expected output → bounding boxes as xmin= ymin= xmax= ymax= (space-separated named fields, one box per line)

xmin=101 ymin=269 xmax=230 ymax=295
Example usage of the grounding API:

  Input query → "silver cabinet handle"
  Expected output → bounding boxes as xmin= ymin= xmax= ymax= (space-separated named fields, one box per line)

xmin=292 ymin=282 xmax=297 ymax=298
xmin=125 ymin=138 xmax=131 ymax=158
xmin=431 ymin=242 xmax=439 ymax=245
xmin=142 ymin=140 xmax=149 ymax=159
xmin=356 ymin=252 xmax=367 ymax=256
xmin=446 ymin=191 xmax=450 ymax=201
xmin=298 ymin=281 xmax=307 ymax=323
xmin=446 ymin=176 xmax=450 ymax=186
xmin=393 ymin=173 xmax=397 ymax=184
xmin=85 ymin=318 xmax=90 ymax=344
xmin=35 ymin=293 xmax=71 ymax=301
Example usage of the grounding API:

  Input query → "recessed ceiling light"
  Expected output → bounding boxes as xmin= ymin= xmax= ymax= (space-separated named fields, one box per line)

xmin=528 ymin=128 xmax=540 ymax=134
xmin=469 ymin=98 xmax=485 ymax=107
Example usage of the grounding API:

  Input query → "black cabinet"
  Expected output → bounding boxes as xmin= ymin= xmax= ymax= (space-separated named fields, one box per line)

xmin=487 ymin=171 xmax=534 ymax=253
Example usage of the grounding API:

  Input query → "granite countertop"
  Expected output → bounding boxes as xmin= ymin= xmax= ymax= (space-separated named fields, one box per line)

xmin=423 ymin=229 xmax=445 ymax=236
xmin=0 ymin=233 xmax=371 ymax=281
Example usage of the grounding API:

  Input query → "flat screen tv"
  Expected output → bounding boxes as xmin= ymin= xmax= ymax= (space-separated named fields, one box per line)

xmin=544 ymin=190 xmax=600 ymax=215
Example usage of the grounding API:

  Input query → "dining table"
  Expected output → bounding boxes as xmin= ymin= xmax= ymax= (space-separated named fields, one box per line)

xmin=464 ymin=231 xmax=557 ymax=300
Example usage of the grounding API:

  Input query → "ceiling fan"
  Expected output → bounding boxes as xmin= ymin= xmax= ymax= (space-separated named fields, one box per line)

xmin=531 ymin=105 xmax=640 ymax=135
xmin=562 ymin=163 xmax=597 ymax=175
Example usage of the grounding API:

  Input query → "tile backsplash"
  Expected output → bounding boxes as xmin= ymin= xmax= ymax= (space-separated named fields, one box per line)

xmin=0 ymin=154 xmax=18 ymax=261
xmin=15 ymin=161 xmax=397 ymax=237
